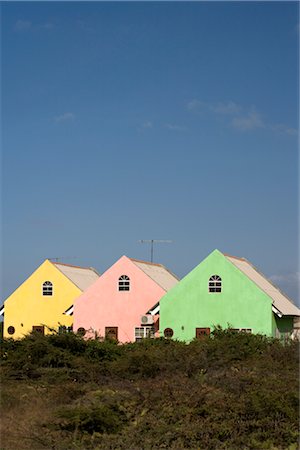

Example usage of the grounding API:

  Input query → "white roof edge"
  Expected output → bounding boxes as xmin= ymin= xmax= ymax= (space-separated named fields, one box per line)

xmin=272 ymin=305 xmax=283 ymax=318
xmin=64 ymin=305 xmax=74 ymax=316
xmin=148 ymin=303 xmax=160 ymax=315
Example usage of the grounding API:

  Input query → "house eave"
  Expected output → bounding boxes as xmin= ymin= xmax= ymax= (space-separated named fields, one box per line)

xmin=146 ymin=302 xmax=160 ymax=315
xmin=64 ymin=305 xmax=74 ymax=316
xmin=272 ymin=305 xmax=283 ymax=318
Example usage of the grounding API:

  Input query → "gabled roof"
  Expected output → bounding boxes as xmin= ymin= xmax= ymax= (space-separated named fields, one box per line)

xmin=130 ymin=258 xmax=179 ymax=292
xmin=224 ymin=253 xmax=300 ymax=317
xmin=64 ymin=257 xmax=178 ymax=316
xmin=52 ymin=261 xmax=100 ymax=291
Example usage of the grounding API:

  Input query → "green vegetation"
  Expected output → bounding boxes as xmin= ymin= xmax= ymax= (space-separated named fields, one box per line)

xmin=0 ymin=329 xmax=298 ymax=449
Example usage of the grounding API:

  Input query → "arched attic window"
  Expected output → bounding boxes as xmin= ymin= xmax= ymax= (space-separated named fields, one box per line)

xmin=208 ymin=275 xmax=222 ymax=293
xmin=42 ymin=281 xmax=53 ymax=296
xmin=118 ymin=275 xmax=130 ymax=291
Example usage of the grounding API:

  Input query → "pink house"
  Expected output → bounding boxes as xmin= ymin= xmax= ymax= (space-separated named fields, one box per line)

xmin=72 ymin=255 xmax=179 ymax=343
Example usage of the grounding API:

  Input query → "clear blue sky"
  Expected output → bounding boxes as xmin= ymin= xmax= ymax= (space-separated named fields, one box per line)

xmin=2 ymin=2 xmax=299 ymax=304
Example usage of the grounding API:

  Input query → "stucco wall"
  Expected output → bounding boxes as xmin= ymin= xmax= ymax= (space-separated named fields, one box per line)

xmin=73 ymin=256 xmax=167 ymax=343
xmin=160 ymin=250 xmax=274 ymax=341
xmin=4 ymin=260 xmax=78 ymax=338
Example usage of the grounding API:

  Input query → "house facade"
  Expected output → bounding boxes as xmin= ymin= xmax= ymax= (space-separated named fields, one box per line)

xmin=159 ymin=249 xmax=300 ymax=342
xmin=73 ymin=255 xmax=178 ymax=343
xmin=2 ymin=260 xmax=99 ymax=339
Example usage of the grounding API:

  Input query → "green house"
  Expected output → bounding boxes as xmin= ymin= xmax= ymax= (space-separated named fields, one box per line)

xmin=158 ymin=250 xmax=300 ymax=342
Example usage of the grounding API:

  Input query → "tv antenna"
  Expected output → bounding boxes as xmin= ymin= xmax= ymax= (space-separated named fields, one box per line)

xmin=48 ymin=256 xmax=78 ymax=263
xmin=139 ymin=239 xmax=172 ymax=263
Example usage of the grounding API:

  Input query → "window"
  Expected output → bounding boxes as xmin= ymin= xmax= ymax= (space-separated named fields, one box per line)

xmin=135 ymin=326 xmax=155 ymax=342
xmin=58 ymin=325 xmax=73 ymax=334
xmin=7 ymin=326 xmax=15 ymax=335
xmin=105 ymin=327 xmax=118 ymax=341
xmin=164 ymin=328 xmax=174 ymax=338
xmin=229 ymin=328 xmax=252 ymax=334
xmin=32 ymin=325 xmax=45 ymax=335
xmin=196 ymin=328 xmax=210 ymax=339
xmin=42 ymin=281 xmax=53 ymax=296
xmin=77 ymin=327 xmax=86 ymax=336
xmin=208 ymin=275 xmax=222 ymax=293
xmin=118 ymin=275 xmax=130 ymax=291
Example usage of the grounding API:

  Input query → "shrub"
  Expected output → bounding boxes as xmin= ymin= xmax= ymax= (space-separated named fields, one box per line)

xmin=48 ymin=332 xmax=87 ymax=355
xmin=56 ymin=404 xmax=127 ymax=434
xmin=1 ymin=331 xmax=299 ymax=449
xmin=84 ymin=339 xmax=123 ymax=362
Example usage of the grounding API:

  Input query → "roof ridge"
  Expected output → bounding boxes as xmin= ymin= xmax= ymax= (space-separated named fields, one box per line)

xmin=130 ymin=257 xmax=180 ymax=282
xmin=129 ymin=257 xmax=163 ymax=267
xmin=51 ymin=261 xmax=94 ymax=271
xmin=222 ymin=252 xmax=246 ymax=262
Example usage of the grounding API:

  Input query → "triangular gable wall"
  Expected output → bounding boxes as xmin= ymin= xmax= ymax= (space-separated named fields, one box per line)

xmin=73 ymin=255 xmax=171 ymax=343
xmin=3 ymin=260 xmax=83 ymax=338
xmin=159 ymin=249 xmax=274 ymax=340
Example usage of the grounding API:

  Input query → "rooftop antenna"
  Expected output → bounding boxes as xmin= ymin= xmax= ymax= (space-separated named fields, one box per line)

xmin=139 ymin=240 xmax=172 ymax=263
xmin=48 ymin=256 xmax=78 ymax=263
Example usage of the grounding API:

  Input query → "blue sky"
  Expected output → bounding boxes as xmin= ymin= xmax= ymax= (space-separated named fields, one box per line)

xmin=2 ymin=2 xmax=299 ymax=303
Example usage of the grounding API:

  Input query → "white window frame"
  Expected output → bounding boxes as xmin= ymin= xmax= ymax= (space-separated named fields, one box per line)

xmin=42 ymin=281 xmax=53 ymax=296
xmin=208 ymin=275 xmax=222 ymax=293
xmin=134 ymin=326 xmax=155 ymax=341
xmin=230 ymin=328 xmax=252 ymax=333
xmin=118 ymin=275 xmax=130 ymax=291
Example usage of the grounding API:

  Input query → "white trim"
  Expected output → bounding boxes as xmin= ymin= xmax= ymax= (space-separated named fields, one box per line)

xmin=118 ymin=275 xmax=130 ymax=291
xmin=64 ymin=305 xmax=74 ymax=316
xmin=272 ymin=305 xmax=283 ymax=318
xmin=0 ymin=305 xmax=4 ymax=316
xmin=134 ymin=325 xmax=155 ymax=341
xmin=229 ymin=328 xmax=252 ymax=333
xmin=208 ymin=274 xmax=222 ymax=293
xmin=148 ymin=303 xmax=160 ymax=315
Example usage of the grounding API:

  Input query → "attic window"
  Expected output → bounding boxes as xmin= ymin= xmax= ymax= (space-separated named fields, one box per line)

xmin=119 ymin=275 xmax=130 ymax=291
xmin=42 ymin=281 xmax=53 ymax=296
xmin=208 ymin=275 xmax=222 ymax=293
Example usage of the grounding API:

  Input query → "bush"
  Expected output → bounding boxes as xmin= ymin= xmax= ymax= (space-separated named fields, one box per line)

xmin=84 ymin=339 xmax=123 ymax=362
xmin=48 ymin=332 xmax=87 ymax=355
xmin=56 ymin=404 xmax=126 ymax=434
xmin=0 ymin=330 xmax=299 ymax=449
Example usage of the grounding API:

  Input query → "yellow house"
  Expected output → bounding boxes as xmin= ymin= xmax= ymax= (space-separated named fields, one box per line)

xmin=1 ymin=259 xmax=99 ymax=339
